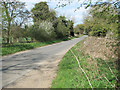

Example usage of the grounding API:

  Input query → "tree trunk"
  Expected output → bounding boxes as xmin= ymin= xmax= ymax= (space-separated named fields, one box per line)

xmin=7 ymin=20 xmax=11 ymax=44
xmin=10 ymin=37 xmax=13 ymax=43
xmin=7 ymin=30 xmax=10 ymax=44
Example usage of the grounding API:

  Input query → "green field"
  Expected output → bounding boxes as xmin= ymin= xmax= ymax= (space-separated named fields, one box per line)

xmin=51 ymin=39 xmax=118 ymax=88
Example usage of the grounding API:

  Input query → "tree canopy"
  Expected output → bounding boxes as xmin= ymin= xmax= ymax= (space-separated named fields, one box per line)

xmin=31 ymin=2 xmax=56 ymax=22
xmin=83 ymin=2 xmax=119 ymax=38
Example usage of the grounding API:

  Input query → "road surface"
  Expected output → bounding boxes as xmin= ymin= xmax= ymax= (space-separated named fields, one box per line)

xmin=1 ymin=35 xmax=87 ymax=88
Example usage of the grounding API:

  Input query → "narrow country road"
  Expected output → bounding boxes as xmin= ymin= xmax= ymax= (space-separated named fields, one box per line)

xmin=2 ymin=35 xmax=87 ymax=88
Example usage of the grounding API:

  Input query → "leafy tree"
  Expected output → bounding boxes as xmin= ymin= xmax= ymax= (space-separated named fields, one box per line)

xmin=56 ymin=0 xmax=119 ymax=38
xmin=82 ymin=2 xmax=119 ymax=38
xmin=56 ymin=21 xmax=67 ymax=38
xmin=74 ymin=24 xmax=84 ymax=34
xmin=54 ymin=16 xmax=69 ymax=38
xmin=67 ymin=20 xmax=74 ymax=36
xmin=89 ymin=24 xmax=108 ymax=36
xmin=31 ymin=2 xmax=75 ymax=40
xmin=2 ymin=0 xmax=30 ymax=43
xmin=31 ymin=2 xmax=56 ymax=22
xmin=48 ymin=9 xmax=57 ymax=22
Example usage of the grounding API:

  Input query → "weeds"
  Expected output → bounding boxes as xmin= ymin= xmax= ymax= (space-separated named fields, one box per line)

xmin=51 ymin=39 xmax=118 ymax=88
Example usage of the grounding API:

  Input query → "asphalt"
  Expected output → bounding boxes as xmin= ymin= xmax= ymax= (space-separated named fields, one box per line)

xmin=1 ymin=35 xmax=87 ymax=88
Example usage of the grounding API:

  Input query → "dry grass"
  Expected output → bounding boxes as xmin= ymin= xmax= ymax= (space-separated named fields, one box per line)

xmin=80 ymin=36 xmax=119 ymax=60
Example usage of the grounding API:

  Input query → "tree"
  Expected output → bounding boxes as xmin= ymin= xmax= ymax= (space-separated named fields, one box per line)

xmin=31 ymin=2 xmax=56 ymax=23
xmin=67 ymin=20 xmax=74 ymax=36
xmin=83 ymin=2 xmax=119 ymax=37
xmin=54 ymin=16 xmax=69 ymax=38
xmin=14 ymin=10 xmax=31 ymax=27
xmin=22 ymin=25 xmax=30 ymax=42
xmin=31 ymin=2 xmax=58 ymax=41
xmin=10 ymin=25 xmax=23 ymax=43
xmin=56 ymin=0 xmax=119 ymax=38
xmin=48 ymin=9 xmax=57 ymax=22
xmin=2 ymin=0 xmax=30 ymax=43
xmin=74 ymin=24 xmax=84 ymax=35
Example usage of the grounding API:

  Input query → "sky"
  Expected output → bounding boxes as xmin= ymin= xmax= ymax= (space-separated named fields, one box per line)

xmin=19 ymin=0 xmax=90 ymax=26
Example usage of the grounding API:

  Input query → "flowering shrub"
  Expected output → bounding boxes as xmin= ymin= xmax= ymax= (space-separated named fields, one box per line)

xmin=29 ymin=21 xmax=56 ymax=41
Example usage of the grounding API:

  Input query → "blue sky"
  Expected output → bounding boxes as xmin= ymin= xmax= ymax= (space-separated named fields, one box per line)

xmin=19 ymin=0 xmax=90 ymax=26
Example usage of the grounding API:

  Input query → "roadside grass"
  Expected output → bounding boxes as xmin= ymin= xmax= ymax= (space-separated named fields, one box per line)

xmin=2 ymin=35 xmax=83 ymax=56
xmin=2 ymin=39 xmax=62 ymax=56
xmin=51 ymin=39 xmax=118 ymax=88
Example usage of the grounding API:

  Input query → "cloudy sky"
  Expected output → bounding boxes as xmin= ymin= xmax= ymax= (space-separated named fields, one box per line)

xmin=19 ymin=0 xmax=90 ymax=26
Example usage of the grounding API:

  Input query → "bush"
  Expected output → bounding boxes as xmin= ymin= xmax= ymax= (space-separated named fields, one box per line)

xmin=56 ymin=21 xmax=69 ymax=39
xmin=89 ymin=31 xmax=94 ymax=36
xmin=74 ymin=24 xmax=84 ymax=34
xmin=29 ymin=21 xmax=56 ymax=41
xmin=89 ymin=25 xmax=108 ymax=37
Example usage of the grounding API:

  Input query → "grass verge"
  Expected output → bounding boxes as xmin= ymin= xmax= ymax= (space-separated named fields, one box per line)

xmin=51 ymin=39 xmax=118 ymax=88
xmin=2 ymin=35 xmax=83 ymax=56
xmin=2 ymin=39 xmax=63 ymax=56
